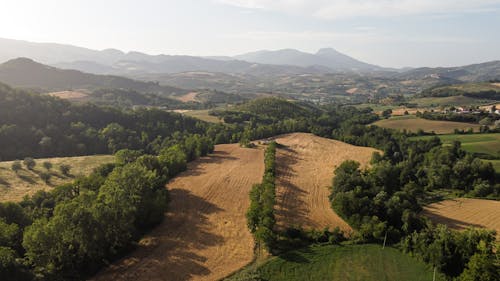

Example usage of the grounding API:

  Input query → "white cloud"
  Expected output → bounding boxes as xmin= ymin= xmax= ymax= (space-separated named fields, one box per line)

xmin=215 ymin=0 xmax=500 ymax=19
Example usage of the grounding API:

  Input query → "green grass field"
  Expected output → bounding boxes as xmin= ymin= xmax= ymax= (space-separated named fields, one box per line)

xmin=485 ymin=160 xmax=500 ymax=173
xmin=410 ymin=133 xmax=500 ymax=157
xmin=229 ymin=244 xmax=444 ymax=281
xmin=0 ymin=155 xmax=114 ymax=202
xmin=412 ymin=95 xmax=498 ymax=107
xmin=373 ymin=115 xmax=481 ymax=134
xmin=183 ymin=109 xmax=223 ymax=123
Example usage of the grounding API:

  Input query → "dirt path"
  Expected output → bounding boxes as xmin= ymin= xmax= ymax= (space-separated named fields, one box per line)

xmin=422 ymin=198 xmax=500 ymax=239
xmin=91 ymin=144 xmax=264 ymax=281
xmin=272 ymin=133 xmax=378 ymax=233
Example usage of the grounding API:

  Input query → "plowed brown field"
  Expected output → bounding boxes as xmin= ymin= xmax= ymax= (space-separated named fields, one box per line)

xmin=91 ymin=144 xmax=264 ymax=281
xmin=422 ymin=198 xmax=500 ymax=238
xmin=272 ymin=133 xmax=378 ymax=233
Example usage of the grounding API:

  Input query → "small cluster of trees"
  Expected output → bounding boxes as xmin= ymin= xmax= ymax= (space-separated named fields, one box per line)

xmin=247 ymin=141 xmax=277 ymax=251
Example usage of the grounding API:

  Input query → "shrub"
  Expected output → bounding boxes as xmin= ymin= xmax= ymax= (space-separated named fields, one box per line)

xmin=42 ymin=161 xmax=52 ymax=171
xmin=59 ymin=164 xmax=71 ymax=176
xmin=11 ymin=161 xmax=22 ymax=173
xmin=39 ymin=172 xmax=51 ymax=184
xmin=22 ymin=158 xmax=35 ymax=170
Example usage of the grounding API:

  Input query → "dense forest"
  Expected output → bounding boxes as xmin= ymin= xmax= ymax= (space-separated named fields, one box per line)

xmin=0 ymin=83 xmax=218 ymax=160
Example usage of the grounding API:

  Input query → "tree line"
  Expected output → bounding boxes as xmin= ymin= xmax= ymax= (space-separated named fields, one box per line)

xmin=246 ymin=141 xmax=277 ymax=252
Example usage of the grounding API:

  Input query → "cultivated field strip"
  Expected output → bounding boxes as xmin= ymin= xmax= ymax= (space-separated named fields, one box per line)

xmin=272 ymin=133 xmax=378 ymax=232
xmin=92 ymin=144 xmax=264 ymax=281
xmin=422 ymin=198 xmax=500 ymax=239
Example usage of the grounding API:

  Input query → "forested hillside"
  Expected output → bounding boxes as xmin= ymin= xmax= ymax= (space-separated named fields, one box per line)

xmin=0 ymin=83 xmax=210 ymax=160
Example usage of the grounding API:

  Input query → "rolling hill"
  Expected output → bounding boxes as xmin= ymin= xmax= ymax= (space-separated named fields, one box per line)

xmin=0 ymin=58 xmax=186 ymax=94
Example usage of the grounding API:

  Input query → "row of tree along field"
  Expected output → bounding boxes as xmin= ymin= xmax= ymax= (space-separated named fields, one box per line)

xmin=246 ymin=141 xmax=277 ymax=251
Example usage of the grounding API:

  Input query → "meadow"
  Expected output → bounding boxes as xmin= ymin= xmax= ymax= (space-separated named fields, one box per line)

xmin=410 ymin=133 xmax=500 ymax=158
xmin=0 ymin=155 xmax=114 ymax=202
xmin=373 ymin=115 xmax=481 ymax=134
xmin=228 ymin=244 xmax=444 ymax=281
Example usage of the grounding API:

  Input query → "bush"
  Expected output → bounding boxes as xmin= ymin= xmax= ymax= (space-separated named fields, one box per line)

xmin=42 ymin=161 xmax=52 ymax=171
xmin=39 ymin=172 xmax=51 ymax=184
xmin=59 ymin=164 xmax=71 ymax=176
xmin=11 ymin=161 xmax=21 ymax=173
xmin=22 ymin=158 xmax=35 ymax=170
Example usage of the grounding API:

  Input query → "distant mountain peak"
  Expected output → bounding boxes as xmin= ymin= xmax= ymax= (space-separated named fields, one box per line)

xmin=235 ymin=47 xmax=382 ymax=72
xmin=316 ymin=48 xmax=341 ymax=56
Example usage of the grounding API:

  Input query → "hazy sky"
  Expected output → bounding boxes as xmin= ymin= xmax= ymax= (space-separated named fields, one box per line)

xmin=1 ymin=0 xmax=499 ymax=67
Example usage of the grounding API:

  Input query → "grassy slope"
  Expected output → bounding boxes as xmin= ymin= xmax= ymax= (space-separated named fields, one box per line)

xmin=0 ymin=155 xmax=114 ymax=202
xmin=183 ymin=109 xmax=223 ymax=123
xmin=373 ymin=115 xmax=481 ymax=134
xmin=410 ymin=133 xmax=500 ymax=156
xmin=232 ymin=244 xmax=444 ymax=281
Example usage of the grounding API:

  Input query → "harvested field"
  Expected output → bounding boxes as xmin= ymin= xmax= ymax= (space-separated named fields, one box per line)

xmin=92 ymin=144 xmax=264 ymax=281
xmin=46 ymin=90 xmax=88 ymax=100
xmin=373 ymin=116 xmax=481 ymax=134
xmin=346 ymin=87 xmax=358 ymax=94
xmin=422 ymin=198 xmax=500 ymax=238
xmin=0 ymin=155 xmax=114 ymax=202
xmin=272 ymin=133 xmax=378 ymax=233
xmin=175 ymin=92 xmax=198 ymax=102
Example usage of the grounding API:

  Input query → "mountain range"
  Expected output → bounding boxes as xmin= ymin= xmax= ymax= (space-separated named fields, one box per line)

xmin=0 ymin=38 xmax=383 ymax=75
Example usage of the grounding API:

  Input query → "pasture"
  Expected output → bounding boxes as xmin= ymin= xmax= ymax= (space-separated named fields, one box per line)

xmin=373 ymin=115 xmax=481 ymax=134
xmin=228 ymin=244 xmax=444 ymax=281
xmin=0 ymin=155 xmax=114 ymax=202
xmin=184 ymin=109 xmax=223 ymax=123
xmin=410 ymin=133 xmax=500 ymax=159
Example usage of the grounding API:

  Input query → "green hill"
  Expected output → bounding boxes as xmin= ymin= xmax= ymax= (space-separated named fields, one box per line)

xmin=419 ymin=82 xmax=500 ymax=100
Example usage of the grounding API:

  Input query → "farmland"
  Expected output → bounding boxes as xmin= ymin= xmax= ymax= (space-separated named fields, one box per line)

xmin=373 ymin=115 xmax=481 ymax=134
xmin=174 ymin=92 xmax=199 ymax=102
xmin=92 ymin=144 xmax=264 ymax=281
xmin=422 ymin=198 xmax=500 ymax=238
xmin=228 ymin=244 xmax=444 ymax=281
xmin=0 ymin=155 xmax=114 ymax=202
xmin=272 ymin=133 xmax=377 ymax=232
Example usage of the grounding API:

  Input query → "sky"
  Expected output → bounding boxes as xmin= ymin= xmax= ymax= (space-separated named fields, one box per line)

xmin=0 ymin=0 xmax=499 ymax=68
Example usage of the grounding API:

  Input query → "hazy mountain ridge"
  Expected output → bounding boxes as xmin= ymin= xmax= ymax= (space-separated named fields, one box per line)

xmin=234 ymin=48 xmax=383 ymax=71
xmin=0 ymin=38 xmax=375 ymax=75
xmin=0 ymin=57 xmax=187 ymax=95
